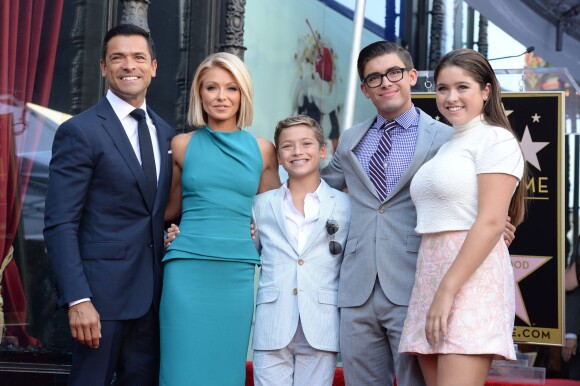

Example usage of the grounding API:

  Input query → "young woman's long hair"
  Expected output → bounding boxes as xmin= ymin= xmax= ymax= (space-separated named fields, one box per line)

xmin=434 ymin=49 xmax=527 ymax=225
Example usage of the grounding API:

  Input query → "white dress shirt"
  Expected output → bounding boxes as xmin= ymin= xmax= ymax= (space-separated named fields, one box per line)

xmin=281 ymin=181 xmax=322 ymax=254
xmin=106 ymin=90 xmax=161 ymax=180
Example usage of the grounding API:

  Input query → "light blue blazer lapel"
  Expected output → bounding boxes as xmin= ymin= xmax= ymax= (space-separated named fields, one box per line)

xmin=387 ymin=112 xmax=437 ymax=200
xmin=97 ymin=99 xmax=153 ymax=211
xmin=301 ymin=180 xmax=336 ymax=254
xmin=347 ymin=117 xmax=380 ymax=200
xmin=270 ymin=188 xmax=300 ymax=255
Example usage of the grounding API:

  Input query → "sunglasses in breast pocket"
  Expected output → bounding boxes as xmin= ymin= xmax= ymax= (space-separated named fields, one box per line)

xmin=326 ymin=219 xmax=342 ymax=256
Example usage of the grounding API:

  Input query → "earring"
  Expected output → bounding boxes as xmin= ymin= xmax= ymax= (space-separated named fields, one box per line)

xmin=483 ymin=96 xmax=488 ymax=102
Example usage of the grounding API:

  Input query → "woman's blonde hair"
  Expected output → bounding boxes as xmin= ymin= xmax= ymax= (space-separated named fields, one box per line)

xmin=187 ymin=52 xmax=254 ymax=128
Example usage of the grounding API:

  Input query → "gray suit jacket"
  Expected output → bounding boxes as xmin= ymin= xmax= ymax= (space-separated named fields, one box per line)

xmin=567 ymin=288 xmax=580 ymax=337
xmin=251 ymin=180 xmax=351 ymax=352
xmin=321 ymin=108 xmax=453 ymax=307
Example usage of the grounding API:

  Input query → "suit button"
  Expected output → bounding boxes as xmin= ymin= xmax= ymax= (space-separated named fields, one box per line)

xmin=298 ymin=259 xmax=304 ymax=266
xmin=378 ymin=205 xmax=385 ymax=214
xmin=293 ymin=288 xmax=298 ymax=295
xmin=147 ymin=241 xmax=153 ymax=248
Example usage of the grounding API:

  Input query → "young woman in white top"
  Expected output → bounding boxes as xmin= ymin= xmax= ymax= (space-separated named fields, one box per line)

xmin=399 ymin=48 xmax=527 ymax=386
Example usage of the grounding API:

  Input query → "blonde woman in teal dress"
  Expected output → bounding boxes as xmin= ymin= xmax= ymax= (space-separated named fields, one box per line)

xmin=161 ymin=52 xmax=280 ymax=385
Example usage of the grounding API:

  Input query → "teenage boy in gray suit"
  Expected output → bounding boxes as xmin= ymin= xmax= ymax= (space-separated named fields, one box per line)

xmin=321 ymin=41 xmax=514 ymax=386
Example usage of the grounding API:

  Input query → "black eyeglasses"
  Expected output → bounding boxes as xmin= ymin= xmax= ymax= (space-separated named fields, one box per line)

xmin=326 ymin=219 xmax=343 ymax=255
xmin=362 ymin=67 xmax=409 ymax=88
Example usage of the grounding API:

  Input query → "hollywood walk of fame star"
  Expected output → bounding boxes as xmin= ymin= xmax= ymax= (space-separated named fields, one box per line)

xmin=502 ymin=103 xmax=513 ymax=117
xmin=519 ymin=126 xmax=549 ymax=171
xmin=511 ymin=255 xmax=551 ymax=325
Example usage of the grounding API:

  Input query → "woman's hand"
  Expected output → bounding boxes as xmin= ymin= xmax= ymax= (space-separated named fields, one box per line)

xmin=425 ymin=287 xmax=454 ymax=348
xmin=164 ymin=223 xmax=180 ymax=248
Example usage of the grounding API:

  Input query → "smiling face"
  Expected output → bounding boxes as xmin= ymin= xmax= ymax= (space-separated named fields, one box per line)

xmin=100 ymin=35 xmax=157 ymax=108
xmin=200 ymin=67 xmax=241 ymax=130
xmin=435 ymin=65 xmax=490 ymax=126
xmin=277 ymin=124 xmax=326 ymax=181
xmin=360 ymin=53 xmax=418 ymax=120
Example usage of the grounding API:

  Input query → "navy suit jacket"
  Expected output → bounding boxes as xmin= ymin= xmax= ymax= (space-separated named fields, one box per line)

xmin=44 ymin=97 xmax=175 ymax=320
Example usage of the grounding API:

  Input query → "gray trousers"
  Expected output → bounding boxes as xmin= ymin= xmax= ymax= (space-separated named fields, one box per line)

xmin=340 ymin=278 xmax=425 ymax=386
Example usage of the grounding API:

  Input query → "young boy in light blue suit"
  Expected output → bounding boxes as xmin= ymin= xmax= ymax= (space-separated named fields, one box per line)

xmin=251 ymin=115 xmax=351 ymax=386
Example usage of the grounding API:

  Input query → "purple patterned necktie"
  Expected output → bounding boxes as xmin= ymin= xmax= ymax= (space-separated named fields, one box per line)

xmin=369 ymin=120 xmax=397 ymax=201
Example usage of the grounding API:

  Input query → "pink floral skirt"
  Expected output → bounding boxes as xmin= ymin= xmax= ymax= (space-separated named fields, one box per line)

xmin=399 ymin=231 xmax=516 ymax=359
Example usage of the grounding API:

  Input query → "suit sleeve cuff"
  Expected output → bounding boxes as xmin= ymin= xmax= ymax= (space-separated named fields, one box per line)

xmin=69 ymin=298 xmax=91 ymax=307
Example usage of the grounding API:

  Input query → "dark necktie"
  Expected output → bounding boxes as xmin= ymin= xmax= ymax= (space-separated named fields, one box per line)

xmin=130 ymin=109 xmax=157 ymax=206
xmin=369 ymin=120 xmax=397 ymax=201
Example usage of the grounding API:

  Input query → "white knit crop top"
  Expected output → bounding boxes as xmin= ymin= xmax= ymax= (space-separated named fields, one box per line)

xmin=410 ymin=115 xmax=524 ymax=234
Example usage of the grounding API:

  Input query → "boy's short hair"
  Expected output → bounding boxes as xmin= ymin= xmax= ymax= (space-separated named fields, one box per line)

xmin=274 ymin=115 xmax=325 ymax=148
xmin=357 ymin=40 xmax=413 ymax=81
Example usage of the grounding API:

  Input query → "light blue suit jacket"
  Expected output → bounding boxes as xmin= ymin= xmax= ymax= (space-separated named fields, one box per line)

xmin=251 ymin=179 xmax=351 ymax=352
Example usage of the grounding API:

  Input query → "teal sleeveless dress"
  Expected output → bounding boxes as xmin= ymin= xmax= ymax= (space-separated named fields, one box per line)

xmin=160 ymin=126 xmax=262 ymax=386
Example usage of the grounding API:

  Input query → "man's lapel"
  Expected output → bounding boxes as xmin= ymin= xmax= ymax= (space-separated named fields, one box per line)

xmin=148 ymin=108 xmax=170 ymax=210
xmin=98 ymin=98 xmax=152 ymax=211
xmin=348 ymin=117 xmax=381 ymax=200
xmin=386 ymin=111 xmax=437 ymax=200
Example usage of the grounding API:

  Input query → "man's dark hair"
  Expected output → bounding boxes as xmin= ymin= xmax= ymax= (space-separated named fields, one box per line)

xmin=101 ymin=24 xmax=156 ymax=61
xmin=357 ymin=41 xmax=414 ymax=80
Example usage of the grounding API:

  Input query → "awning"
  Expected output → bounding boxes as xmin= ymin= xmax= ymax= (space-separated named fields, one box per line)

xmin=463 ymin=0 xmax=580 ymax=80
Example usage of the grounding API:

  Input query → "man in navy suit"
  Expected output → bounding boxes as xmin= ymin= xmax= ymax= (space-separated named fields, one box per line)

xmin=44 ymin=24 xmax=174 ymax=385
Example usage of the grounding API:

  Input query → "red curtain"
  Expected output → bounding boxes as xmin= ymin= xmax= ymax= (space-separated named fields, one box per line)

xmin=0 ymin=0 xmax=64 ymax=347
